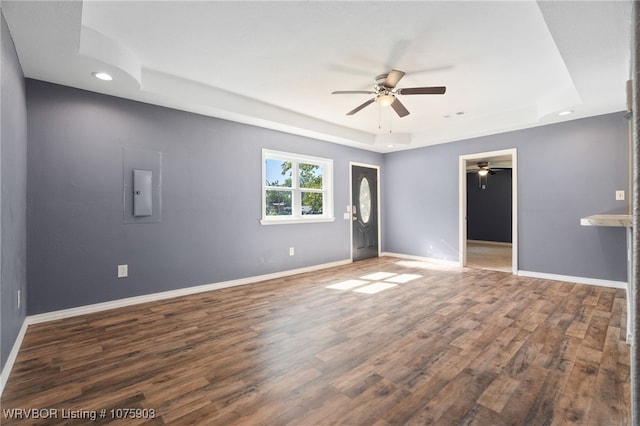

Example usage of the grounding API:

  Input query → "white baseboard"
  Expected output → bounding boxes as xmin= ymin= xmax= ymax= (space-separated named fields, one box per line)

xmin=381 ymin=252 xmax=461 ymax=267
xmin=517 ymin=270 xmax=627 ymax=289
xmin=27 ymin=259 xmax=352 ymax=325
xmin=0 ymin=319 xmax=28 ymax=398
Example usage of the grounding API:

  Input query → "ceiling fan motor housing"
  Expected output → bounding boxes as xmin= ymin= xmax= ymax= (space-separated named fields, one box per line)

xmin=375 ymin=74 xmax=395 ymax=93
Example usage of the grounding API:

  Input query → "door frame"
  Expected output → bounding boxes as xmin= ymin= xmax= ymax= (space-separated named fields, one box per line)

xmin=459 ymin=148 xmax=518 ymax=274
xmin=349 ymin=162 xmax=381 ymax=261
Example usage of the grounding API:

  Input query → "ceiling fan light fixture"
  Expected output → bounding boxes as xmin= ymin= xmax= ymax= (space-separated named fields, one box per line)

xmin=376 ymin=94 xmax=395 ymax=107
xmin=478 ymin=169 xmax=489 ymax=176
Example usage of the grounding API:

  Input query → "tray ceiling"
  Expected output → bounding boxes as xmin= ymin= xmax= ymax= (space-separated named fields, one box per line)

xmin=2 ymin=1 xmax=632 ymax=152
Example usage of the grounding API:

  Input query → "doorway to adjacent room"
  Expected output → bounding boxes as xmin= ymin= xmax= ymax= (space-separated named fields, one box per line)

xmin=459 ymin=149 xmax=518 ymax=273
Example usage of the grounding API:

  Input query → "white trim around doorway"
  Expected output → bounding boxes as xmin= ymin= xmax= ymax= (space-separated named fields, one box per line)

xmin=459 ymin=148 xmax=518 ymax=274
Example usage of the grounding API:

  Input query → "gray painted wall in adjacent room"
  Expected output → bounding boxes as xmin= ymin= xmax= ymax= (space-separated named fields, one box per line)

xmin=467 ymin=169 xmax=512 ymax=243
xmin=26 ymin=80 xmax=382 ymax=314
xmin=383 ymin=112 xmax=629 ymax=282
xmin=1 ymin=11 xmax=28 ymax=370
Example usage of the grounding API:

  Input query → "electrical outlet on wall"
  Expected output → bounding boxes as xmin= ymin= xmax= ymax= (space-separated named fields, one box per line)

xmin=117 ymin=264 xmax=128 ymax=278
xmin=289 ymin=247 xmax=295 ymax=256
xmin=616 ymin=190 xmax=625 ymax=201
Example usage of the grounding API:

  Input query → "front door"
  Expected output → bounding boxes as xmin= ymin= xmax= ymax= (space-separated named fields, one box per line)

xmin=352 ymin=165 xmax=378 ymax=261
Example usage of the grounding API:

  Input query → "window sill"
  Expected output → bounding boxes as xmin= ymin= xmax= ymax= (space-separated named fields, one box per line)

xmin=260 ymin=217 xmax=336 ymax=225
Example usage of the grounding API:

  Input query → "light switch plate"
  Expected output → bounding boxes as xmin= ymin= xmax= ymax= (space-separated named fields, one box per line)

xmin=616 ymin=190 xmax=625 ymax=201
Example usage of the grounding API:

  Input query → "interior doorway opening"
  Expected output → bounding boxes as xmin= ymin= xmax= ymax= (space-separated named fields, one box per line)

xmin=459 ymin=149 xmax=518 ymax=273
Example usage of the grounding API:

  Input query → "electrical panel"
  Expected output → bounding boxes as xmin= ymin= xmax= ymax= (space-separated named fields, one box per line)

xmin=133 ymin=169 xmax=153 ymax=216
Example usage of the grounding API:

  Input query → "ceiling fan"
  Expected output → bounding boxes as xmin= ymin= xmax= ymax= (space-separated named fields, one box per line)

xmin=331 ymin=69 xmax=446 ymax=117
xmin=467 ymin=162 xmax=506 ymax=176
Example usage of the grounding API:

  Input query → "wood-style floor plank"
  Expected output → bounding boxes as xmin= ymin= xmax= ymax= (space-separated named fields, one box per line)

xmin=1 ymin=257 xmax=630 ymax=424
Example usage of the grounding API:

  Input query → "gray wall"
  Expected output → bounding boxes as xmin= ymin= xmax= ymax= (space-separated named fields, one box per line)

xmin=20 ymin=72 xmax=633 ymax=315
xmin=1 ymin=11 xmax=27 ymax=370
xmin=383 ymin=112 xmax=629 ymax=282
xmin=467 ymin=169 xmax=512 ymax=243
xmin=26 ymin=80 xmax=382 ymax=314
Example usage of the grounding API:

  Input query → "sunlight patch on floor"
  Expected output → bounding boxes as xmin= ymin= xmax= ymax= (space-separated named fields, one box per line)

xmin=386 ymin=273 xmax=423 ymax=283
xmin=353 ymin=282 xmax=398 ymax=294
xmin=360 ymin=272 xmax=397 ymax=281
xmin=326 ymin=272 xmax=422 ymax=294
xmin=395 ymin=260 xmax=461 ymax=271
xmin=326 ymin=279 xmax=369 ymax=290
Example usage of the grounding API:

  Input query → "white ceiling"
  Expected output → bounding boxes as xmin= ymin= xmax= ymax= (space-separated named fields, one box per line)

xmin=2 ymin=0 xmax=632 ymax=153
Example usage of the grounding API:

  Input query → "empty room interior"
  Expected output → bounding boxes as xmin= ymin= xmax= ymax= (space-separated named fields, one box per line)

xmin=1 ymin=1 xmax=638 ymax=424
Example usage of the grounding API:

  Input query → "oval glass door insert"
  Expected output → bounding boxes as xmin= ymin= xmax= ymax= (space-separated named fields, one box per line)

xmin=359 ymin=178 xmax=372 ymax=223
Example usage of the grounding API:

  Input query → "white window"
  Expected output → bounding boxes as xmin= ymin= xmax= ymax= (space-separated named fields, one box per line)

xmin=261 ymin=149 xmax=334 ymax=225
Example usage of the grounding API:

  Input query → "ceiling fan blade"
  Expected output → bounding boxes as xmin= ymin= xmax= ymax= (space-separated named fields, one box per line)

xmin=390 ymin=98 xmax=410 ymax=117
xmin=332 ymin=90 xmax=376 ymax=95
xmin=489 ymin=170 xmax=496 ymax=175
xmin=346 ymin=98 xmax=375 ymax=115
xmin=384 ymin=70 xmax=405 ymax=88
xmin=397 ymin=86 xmax=446 ymax=95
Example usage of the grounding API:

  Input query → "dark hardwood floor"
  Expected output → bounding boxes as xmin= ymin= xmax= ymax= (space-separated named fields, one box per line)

xmin=1 ymin=257 xmax=630 ymax=425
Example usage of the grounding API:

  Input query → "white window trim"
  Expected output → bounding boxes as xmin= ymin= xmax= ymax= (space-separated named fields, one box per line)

xmin=261 ymin=149 xmax=335 ymax=225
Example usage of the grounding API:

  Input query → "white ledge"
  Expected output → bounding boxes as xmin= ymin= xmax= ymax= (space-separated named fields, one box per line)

xmin=580 ymin=214 xmax=632 ymax=227
xmin=260 ymin=217 xmax=336 ymax=225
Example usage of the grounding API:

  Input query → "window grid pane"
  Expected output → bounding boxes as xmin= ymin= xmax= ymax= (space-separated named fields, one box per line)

xmin=299 ymin=163 xmax=323 ymax=189
xmin=265 ymin=190 xmax=292 ymax=216
xmin=301 ymin=192 xmax=323 ymax=215
xmin=265 ymin=159 xmax=292 ymax=188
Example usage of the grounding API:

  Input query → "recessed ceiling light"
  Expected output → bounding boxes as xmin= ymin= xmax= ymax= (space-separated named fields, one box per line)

xmin=558 ymin=110 xmax=573 ymax=116
xmin=387 ymin=144 xmax=395 ymax=148
xmin=92 ymin=72 xmax=113 ymax=81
